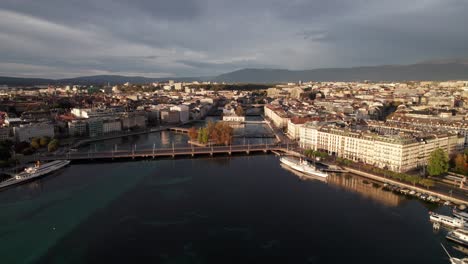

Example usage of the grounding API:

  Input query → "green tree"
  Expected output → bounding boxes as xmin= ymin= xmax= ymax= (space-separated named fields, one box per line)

xmin=30 ymin=138 xmax=40 ymax=149
xmin=39 ymin=136 xmax=51 ymax=147
xmin=420 ymin=179 xmax=435 ymax=189
xmin=427 ymin=148 xmax=449 ymax=176
xmin=48 ymin=139 xmax=59 ymax=152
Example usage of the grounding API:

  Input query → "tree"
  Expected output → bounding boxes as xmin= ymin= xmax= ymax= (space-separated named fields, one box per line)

xmin=420 ymin=179 xmax=435 ymax=189
xmin=427 ymin=148 xmax=449 ymax=176
xmin=454 ymin=153 xmax=468 ymax=175
xmin=188 ymin=127 xmax=198 ymax=141
xmin=0 ymin=145 xmax=11 ymax=161
xmin=30 ymin=138 xmax=40 ymax=149
xmin=48 ymin=139 xmax=59 ymax=152
xmin=15 ymin=141 xmax=31 ymax=153
xmin=39 ymin=136 xmax=51 ymax=147
xmin=235 ymin=107 xmax=245 ymax=116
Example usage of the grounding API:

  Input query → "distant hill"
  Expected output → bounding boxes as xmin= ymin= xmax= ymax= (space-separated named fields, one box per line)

xmin=2 ymin=60 xmax=468 ymax=86
xmin=213 ymin=62 xmax=468 ymax=83
xmin=0 ymin=76 xmax=54 ymax=86
xmin=0 ymin=75 xmax=206 ymax=86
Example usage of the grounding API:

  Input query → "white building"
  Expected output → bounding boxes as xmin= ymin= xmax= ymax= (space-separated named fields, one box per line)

xmin=174 ymin=83 xmax=182 ymax=90
xmin=264 ymin=105 xmax=289 ymax=129
xmin=170 ymin=105 xmax=190 ymax=123
xmin=223 ymin=115 xmax=246 ymax=122
xmin=299 ymin=123 xmax=463 ymax=172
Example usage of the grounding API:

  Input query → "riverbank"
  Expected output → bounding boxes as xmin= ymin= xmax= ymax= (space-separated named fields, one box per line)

xmin=344 ymin=167 xmax=468 ymax=205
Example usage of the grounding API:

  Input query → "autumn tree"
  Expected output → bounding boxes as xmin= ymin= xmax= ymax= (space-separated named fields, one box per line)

xmin=188 ymin=127 xmax=198 ymax=141
xmin=454 ymin=153 xmax=468 ymax=175
xmin=235 ymin=107 xmax=245 ymax=116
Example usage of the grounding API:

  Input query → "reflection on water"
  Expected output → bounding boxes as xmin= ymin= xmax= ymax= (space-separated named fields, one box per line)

xmin=281 ymin=164 xmax=402 ymax=207
xmin=327 ymin=174 xmax=402 ymax=207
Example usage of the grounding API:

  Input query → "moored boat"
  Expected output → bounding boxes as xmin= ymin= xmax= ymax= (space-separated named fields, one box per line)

xmin=453 ymin=208 xmax=468 ymax=221
xmin=0 ymin=160 xmax=71 ymax=190
xmin=429 ymin=212 xmax=465 ymax=229
xmin=279 ymin=156 xmax=328 ymax=178
xmin=447 ymin=229 xmax=468 ymax=247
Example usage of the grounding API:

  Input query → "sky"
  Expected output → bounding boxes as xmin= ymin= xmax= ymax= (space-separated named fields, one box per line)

xmin=0 ymin=0 xmax=467 ymax=79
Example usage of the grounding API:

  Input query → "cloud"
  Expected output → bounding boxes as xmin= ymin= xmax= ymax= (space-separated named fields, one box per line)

xmin=0 ymin=0 xmax=467 ymax=78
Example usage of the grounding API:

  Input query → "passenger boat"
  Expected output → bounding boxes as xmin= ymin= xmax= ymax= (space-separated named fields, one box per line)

xmin=279 ymin=156 xmax=328 ymax=178
xmin=453 ymin=208 xmax=468 ymax=221
xmin=447 ymin=229 xmax=468 ymax=247
xmin=0 ymin=160 xmax=70 ymax=189
xmin=429 ymin=212 xmax=465 ymax=229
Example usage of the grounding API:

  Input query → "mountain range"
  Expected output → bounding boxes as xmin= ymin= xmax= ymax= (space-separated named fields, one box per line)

xmin=1 ymin=60 xmax=468 ymax=86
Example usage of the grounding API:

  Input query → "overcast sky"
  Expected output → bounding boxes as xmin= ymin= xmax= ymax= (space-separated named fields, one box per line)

xmin=0 ymin=0 xmax=467 ymax=78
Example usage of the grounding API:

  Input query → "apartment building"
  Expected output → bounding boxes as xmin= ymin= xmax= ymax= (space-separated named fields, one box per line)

xmin=299 ymin=123 xmax=463 ymax=172
xmin=264 ymin=105 xmax=289 ymax=129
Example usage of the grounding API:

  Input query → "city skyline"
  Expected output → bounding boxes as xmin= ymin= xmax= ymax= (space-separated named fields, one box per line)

xmin=1 ymin=0 xmax=468 ymax=78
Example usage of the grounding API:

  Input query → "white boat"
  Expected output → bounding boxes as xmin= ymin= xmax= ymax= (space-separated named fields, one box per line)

xmin=453 ymin=208 xmax=468 ymax=221
xmin=429 ymin=212 xmax=465 ymax=229
xmin=279 ymin=156 xmax=328 ymax=178
xmin=0 ymin=160 xmax=70 ymax=189
xmin=441 ymin=243 xmax=468 ymax=264
xmin=447 ymin=229 xmax=468 ymax=247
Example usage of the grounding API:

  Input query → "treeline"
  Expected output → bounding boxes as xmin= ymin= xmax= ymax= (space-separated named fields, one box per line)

xmin=188 ymin=121 xmax=233 ymax=145
xmin=0 ymin=137 xmax=61 ymax=167
xmin=304 ymin=149 xmax=328 ymax=159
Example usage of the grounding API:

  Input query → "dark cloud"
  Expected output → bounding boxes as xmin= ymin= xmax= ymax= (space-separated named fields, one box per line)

xmin=0 ymin=0 xmax=467 ymax=78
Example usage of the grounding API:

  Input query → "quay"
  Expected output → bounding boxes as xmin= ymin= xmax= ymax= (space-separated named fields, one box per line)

xmin=345 ymin=167 xmax=468 ymax=206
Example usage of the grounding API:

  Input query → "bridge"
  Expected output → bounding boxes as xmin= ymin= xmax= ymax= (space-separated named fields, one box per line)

xmin=25 ymin=144 xmax=297 ymax=162
xmin=168 ymin=127 xmax=275 ymax=138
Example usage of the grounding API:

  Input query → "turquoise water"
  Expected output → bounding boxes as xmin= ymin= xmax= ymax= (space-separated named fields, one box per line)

xmin=0 ymin=156 xmax=462 ymax=263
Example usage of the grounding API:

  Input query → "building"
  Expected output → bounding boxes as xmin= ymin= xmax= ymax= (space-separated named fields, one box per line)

xmin=223 ymin=115 xmax=246 ymax=122
xmin=13 ymin=123 xmax=55 ymax=142
xmin=174 ymin=83 xmax=182 ymax=90
xmin=0 ymin=127 xmax=11 ymax=141
xmin=170 ymin=105 xmax=190 ymax=123
xmin=87 ymin=119 xmax=103 ymax=137
xmin=287 ymin=117 xmax=313 ymax=140
xmin=71 ymin=108 xmax=120 ymax=119
xmin=68 ymin=120 xmax=87 ymax=137
xmin=299 ymin=123 xmax=463 ymax=172
xmin=103 ymin=118 xmax=122 ymax=134
xmin=122 ymin=113 xmax=147 ymax=130
xmin=264 ymin=105 xmax=289 ymax=129
xmin=160 ymin=110 xmax=180 ymax=124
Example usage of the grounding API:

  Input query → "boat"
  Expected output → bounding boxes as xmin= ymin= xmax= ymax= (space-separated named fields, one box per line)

xmin=453 ymin=208 xmax=468 ymax=221
xmin=279 ymin=156 xmax=328 ymax=178
xmin=441 ymin=243 xmax=468 ymax=264
xmin=0 ymin=160 xmax=70 ymax=189
xmin=280 ymin=164 xmax=327 ymax=183
xmin=452 ymin=244 xmax=468 ymax=256
xmin=429 ymin=212 xmax=465 ymax=229
xmin=447 ymin=229 xmax=468 ymax=247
